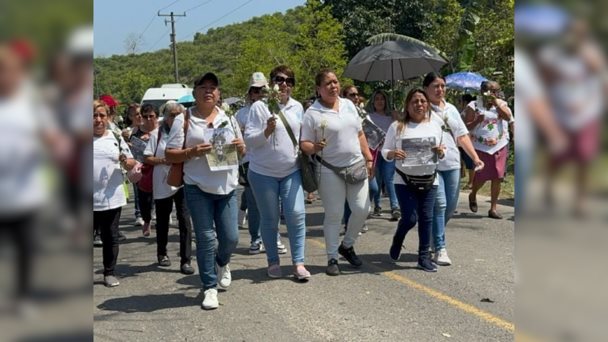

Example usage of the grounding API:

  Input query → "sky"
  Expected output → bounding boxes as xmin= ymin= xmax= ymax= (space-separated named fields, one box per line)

xmin=94 ymin=0 xmax=306 ymax=57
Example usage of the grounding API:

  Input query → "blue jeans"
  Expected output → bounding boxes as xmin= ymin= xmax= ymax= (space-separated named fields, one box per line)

xmin=394 ymin=184 xmax=437 ymax=254
xmin=184 ymin=185 xmax=238 ymax=290
xmin=373 ymin=158 xmax=398 ymax=210
xmin=243 ymin=186 xmax=261 ymax=244
xmin=432 ymin=169 xmax=461 ymax=250
xmin=248 ymin=169 xmax=306 ymax=265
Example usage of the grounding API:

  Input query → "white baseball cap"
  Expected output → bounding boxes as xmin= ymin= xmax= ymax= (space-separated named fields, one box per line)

xmin=249 ymin=72 xmax=268 ymax=88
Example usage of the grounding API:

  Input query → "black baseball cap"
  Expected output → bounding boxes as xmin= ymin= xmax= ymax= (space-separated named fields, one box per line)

xmin=194 ymin=72 xmax=220 ymax=87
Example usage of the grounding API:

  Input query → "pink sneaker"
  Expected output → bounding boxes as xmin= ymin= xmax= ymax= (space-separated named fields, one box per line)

xmin=142 ymin=222 xmax=151 ymax=237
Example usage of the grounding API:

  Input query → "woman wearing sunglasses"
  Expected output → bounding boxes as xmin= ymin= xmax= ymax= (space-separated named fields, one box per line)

xmin=244 ymin=65 xmax=310 ymax=281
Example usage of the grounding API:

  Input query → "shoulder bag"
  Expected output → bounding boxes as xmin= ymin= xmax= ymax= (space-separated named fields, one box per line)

xmin=166 ymin=111 xmax=190 ymax=187
xmin=276 ymin=111 xmax=318 ymax=192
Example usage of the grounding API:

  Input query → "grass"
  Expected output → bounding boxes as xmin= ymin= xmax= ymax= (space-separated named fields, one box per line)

xmin=460 ymin=173 xmax=515 ymax=200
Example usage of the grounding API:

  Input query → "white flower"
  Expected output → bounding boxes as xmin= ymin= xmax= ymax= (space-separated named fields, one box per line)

xmin=273 ymin=84 xmax=280 ymax=92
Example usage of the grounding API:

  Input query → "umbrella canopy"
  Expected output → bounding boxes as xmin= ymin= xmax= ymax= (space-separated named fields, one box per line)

xmin=177 ymin=94 xmax=194 ymax=104
xmin=445 ymin=72 xmax=488 ymax=92
xmin=344 ymin=38 xmax=448 ymax=82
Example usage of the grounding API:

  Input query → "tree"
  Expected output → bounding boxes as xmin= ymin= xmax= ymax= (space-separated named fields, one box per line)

xmin=123 ymin=33 xmax=143 ymax=55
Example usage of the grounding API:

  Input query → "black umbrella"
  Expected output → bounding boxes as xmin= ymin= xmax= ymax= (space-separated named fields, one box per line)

xmin=344 ymin=34 xmax=448 ymax=82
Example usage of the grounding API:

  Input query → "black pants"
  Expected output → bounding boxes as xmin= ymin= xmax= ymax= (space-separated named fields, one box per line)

xmin=137 ymin=189 xmax=154 ymax=223
xmin=155 ymin=188 xmax=192 ymax=265
xmin=94 ymin=208 xmax=121 ymax=276
xmin=0 ymin=214 xmax=35 ymax=299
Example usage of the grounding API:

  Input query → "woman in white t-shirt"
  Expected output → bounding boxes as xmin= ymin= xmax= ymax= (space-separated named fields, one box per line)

xmin=165 ymin=73 xmax=246 ymax=310
xmin=381 ymin=89 xmax=446 ymax=272
xmin=423 ymin=72 xmax=484 ymax=267
xmin=143 ymin=101 xmax=193 ymax=275
xmin=93 ymin=100 xmax=136 ymax=287
xmin=300 ymin=69 xmax=374 ymax=276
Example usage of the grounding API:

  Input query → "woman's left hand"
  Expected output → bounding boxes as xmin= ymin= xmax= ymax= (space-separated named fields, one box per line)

xmin=366 ymin=161 xmax=375 ymax=179
xmin=432 ymin=144 xmax=446 ymax=159
xmin=473 ymin=159 xmax=485 ymax=172
xmin=232 ymin=138 xmax=246 ymax=155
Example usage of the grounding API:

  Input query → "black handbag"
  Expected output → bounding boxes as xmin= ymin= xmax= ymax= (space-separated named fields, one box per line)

xmin=277 ymin=111 xmax=318 ymax=193
xmin=238 ymin=162 xmax=250 ymax=186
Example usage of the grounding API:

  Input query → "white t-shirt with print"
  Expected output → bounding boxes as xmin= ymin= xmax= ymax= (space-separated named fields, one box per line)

xmin=382 ymin=120 xmax=443 ymax=186
xmin=165 ymin=107 xmax=242 ymax=195
xmin=430 ymin=101 xmax=469 ymax=171
xmin=244 ymin=97 xmax=303 ymax=178
xmin=301 ymin=98 xmax=363 ymax=169
xmin=144 ymin=127 xmax=182 ymax=200
xmin=93 ymin=130 xmax=133 ymax=211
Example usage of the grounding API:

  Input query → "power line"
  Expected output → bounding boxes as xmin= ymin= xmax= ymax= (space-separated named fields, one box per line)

xmin=137 ymin=16 xmax=157 ymax=41
xmin=149 ymin=27 xmax=172 ymax=51
xmin=182 ymin=0 xmax=255 ymax=40
xmin=183 ymin=0 xmax=215 ymax=13
xmin=158 ymin=0 xmax=182 ymax=12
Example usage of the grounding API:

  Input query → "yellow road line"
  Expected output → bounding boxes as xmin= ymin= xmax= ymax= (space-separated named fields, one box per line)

xmin=307 ymin=238 xmax=514 ymax=332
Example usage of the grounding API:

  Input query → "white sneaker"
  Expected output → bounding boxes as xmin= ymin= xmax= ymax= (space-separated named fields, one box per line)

xmin=202 ymin=288 xmax=219 ymax=310
xmin=134 ymin=217 xmax=144 ymax=226
xmin=249 ymin=241 xmax=262 ymax=254
xmin=217 ymin=264 xmax=231 ymax=289
xmin=434 ymin=248 xmax=452 ymax=266
xmin=277 ymin=239 xmax=288 ymax=254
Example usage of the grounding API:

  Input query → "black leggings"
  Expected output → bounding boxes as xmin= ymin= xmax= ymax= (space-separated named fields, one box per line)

xmin=0 ymin=214 xmax=35 ymax=299
xmin=94 ymin=208 xmax=122 ymax=276
xmin=155 ymin=188 xmax=192 ymax=264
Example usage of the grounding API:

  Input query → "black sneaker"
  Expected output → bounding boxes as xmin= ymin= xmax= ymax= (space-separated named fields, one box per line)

xmin=390 ymin=209 xmax=401 ymax=222
xmin=93 ymin=234 xmax=103 ymax=247
xmin=417 ymin=256 xmax=438 ymax=272
xmin=338 ymin=244 xmax=363 ymax=267
xmin=372 ymin=206 xmax=382 ymax=217
xmin=326 ymin=258 xmax=340 ymax=276
xmin=180 ymin=262 xmax=194 ymax=275
xmin=389 ymin=241 xmax=403 ymax=262
xmin=158 ymin=255 xmax=171 ymax=267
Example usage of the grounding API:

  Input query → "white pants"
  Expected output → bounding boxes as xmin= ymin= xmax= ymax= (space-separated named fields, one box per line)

xmin=317 ymin=166 xmax=370 ymax=260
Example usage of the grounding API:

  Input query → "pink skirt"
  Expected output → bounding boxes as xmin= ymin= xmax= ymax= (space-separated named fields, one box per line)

xmin=551 ymin=120 xmax=600 ymax=166
xmin=475 ymin=146 xmax=508 ymax=182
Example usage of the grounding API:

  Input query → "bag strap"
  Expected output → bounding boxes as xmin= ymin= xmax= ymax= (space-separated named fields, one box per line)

xmin=313 ymin=154 xmax=343 ymax=173
xmin=394 ymin=167 xmax=409 ymax=184
xmin=182 ymin=109 xmax=190 ymax=149
xmin=153 ymin=129 xmax=161 ymax=158
xmin=276 ymin=110 xmax=297 ymax=148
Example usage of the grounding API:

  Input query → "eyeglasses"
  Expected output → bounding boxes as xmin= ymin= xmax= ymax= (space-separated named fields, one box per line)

xmin=142 ymin=115 xmax=157 ymax=120
xmin=347 ymin=92 xmax=359 ymax=97
xmin=273 ymin=76 xmax=295 ymax=86
xmin=93 ymin=113 xmax=107 ymax=119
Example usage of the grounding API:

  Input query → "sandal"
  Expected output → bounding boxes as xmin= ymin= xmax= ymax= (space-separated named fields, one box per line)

xmin=468 ymin=193 xmax=478 ymax=213
xmin=488 ymin=210 xmax=502 ymax=219
xmin=293 ymin=265 xmax=311 ymax=281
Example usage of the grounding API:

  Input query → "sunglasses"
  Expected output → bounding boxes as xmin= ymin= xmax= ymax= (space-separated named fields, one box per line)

xmin=347 ymin=92 xmax=359 ymax=97
xmin=250 ymin=87 xmax=262 ymax=94
xmin=273 ymin=76 xmax=295 ymax=86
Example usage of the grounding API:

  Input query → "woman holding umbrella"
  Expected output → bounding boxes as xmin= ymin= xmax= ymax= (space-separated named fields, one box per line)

xmin=463 ymin=80 xmax=513 ymax=219
xmin=423 ymin=72 xmax=483 ymax=266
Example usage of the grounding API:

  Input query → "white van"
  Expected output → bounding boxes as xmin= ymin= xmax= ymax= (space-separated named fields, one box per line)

xmin=140 ymin=83 xmax=193 ymax=110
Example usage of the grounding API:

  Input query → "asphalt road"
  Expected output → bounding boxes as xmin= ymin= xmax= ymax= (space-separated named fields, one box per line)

xmin=94 ymin=188 xmax=514 ymax=342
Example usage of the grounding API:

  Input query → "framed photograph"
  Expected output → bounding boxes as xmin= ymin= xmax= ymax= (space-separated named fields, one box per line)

xmin=362 ymin=118 xmax=386 ymax=150
xmin=400 ymin=136 xmax=437 ymax=175
xmin=129 ymin=136 xmax=148 ymax=162
xmin=206 ymin=127 xmax=238 ymax=171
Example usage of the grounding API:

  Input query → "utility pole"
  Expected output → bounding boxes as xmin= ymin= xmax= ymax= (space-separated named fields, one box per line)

xmin=158 ymin=11 xmax=186 ymax=82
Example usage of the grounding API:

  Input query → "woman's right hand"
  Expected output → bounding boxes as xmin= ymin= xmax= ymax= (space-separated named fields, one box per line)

xmin=264 ymin=116 xmax=277 ymax=137
xmin=391 ymin=149 xmax=407 ymax=160
xmin=313 ymin=139 xmax=327 ymax=152
xmin=190 ymin=143 xmax=213 ymax=157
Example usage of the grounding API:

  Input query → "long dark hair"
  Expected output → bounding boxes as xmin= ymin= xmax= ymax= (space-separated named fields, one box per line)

xmin=397 ymin=88 xmax=430 ymax=135
xmin=422 ymin=72 xmax=445 ymax=88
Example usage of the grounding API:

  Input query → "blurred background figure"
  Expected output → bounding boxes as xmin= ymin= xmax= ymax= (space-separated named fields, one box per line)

xmin=0 ymin=0 xmax=92 ymax=338
xmin=515 ymin=3 xmax=608 ymax=342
